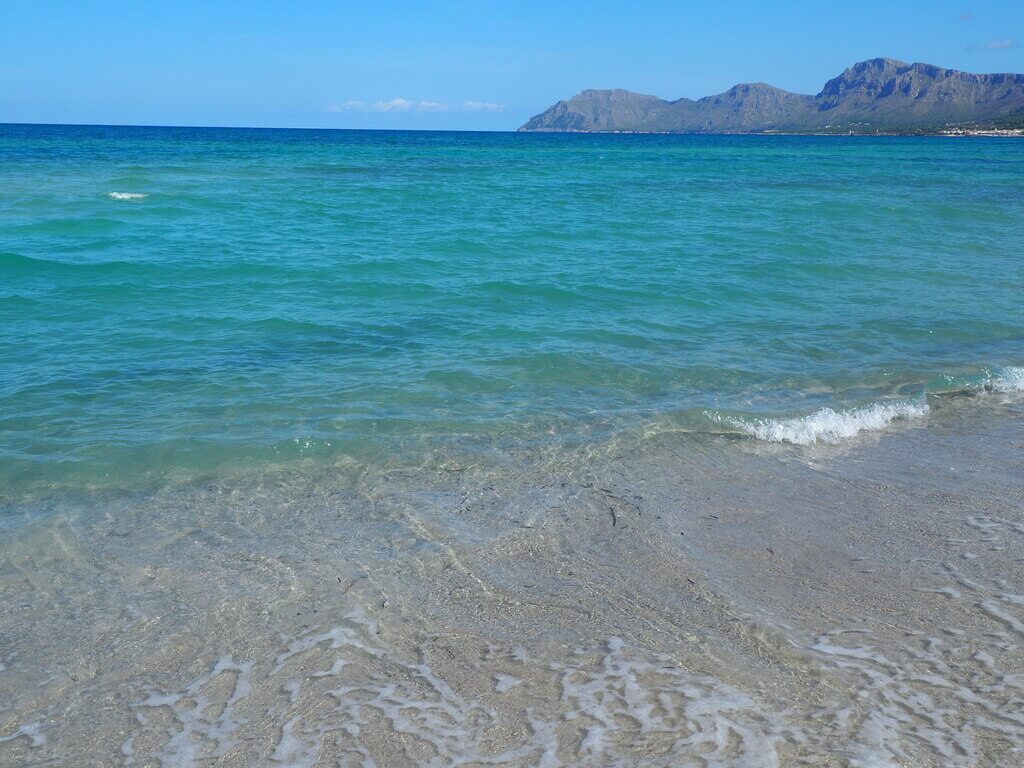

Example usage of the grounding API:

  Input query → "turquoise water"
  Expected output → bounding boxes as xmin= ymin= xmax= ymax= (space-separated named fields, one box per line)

xmin=2 ymin=125 xmax=1022 ymax=496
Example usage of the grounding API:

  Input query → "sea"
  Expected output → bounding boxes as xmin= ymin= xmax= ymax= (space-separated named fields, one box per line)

xmin=1 ymin=124 xmax=1023 ymax=766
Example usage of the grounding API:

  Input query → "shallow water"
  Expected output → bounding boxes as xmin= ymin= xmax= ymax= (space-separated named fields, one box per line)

xmin=1 ymin=395 xmax=1023 ymax=766
xmin=1 ymin=126 xmax=1023 ymax=766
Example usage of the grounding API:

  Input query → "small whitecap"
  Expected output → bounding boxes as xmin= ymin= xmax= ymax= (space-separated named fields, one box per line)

xmin=730 ymin=400 xmax=929 ymax=445
xmin=107 ymin=192 xmax=148 ymax=200
xmin=991 ymin=366 xmax=1024 ymax=393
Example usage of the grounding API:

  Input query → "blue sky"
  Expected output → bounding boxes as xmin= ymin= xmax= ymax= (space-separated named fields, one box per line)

xmin=1 ymin=1 xmax=1022 ymax=130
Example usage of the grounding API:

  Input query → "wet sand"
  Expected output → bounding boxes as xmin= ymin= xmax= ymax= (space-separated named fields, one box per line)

xmin=1 ymin=394 xmax=1022 ymax=767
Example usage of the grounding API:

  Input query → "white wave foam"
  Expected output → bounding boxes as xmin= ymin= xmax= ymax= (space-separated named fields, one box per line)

xmin=732 ymin=400 xmax=929 ymax=445
xmin=107 ymin=192 xmax=147 ymax=200
xmin=991 ymin=367 xmax=1024 ymax=393
xmin=0 ymin=721 xmax=45 ymax=747
xmin=125 ymin=655 xmax=252 ymax=766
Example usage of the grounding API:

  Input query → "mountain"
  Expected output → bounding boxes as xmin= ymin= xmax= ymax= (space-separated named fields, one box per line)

xmin=519 ymin=58 xmax=1024 ymax=134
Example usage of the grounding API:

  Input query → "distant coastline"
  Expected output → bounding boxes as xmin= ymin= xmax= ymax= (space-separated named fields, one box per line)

xmin=519 ymin=127 xmax=1024 ymax=137
xmin=520 ymin=57 xmax=1024 ymax=135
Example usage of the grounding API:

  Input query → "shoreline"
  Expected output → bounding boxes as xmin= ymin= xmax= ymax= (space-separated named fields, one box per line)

xmin=4 ymin=365 xmax=1020 ymax=507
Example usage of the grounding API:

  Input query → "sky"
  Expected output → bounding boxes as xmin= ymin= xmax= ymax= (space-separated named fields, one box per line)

xmin=1 ymin=1 xmax=1022 ymax=130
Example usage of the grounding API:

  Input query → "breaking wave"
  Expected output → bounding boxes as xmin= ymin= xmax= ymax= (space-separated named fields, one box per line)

xmin=991 ymin=366 xmax=1024 ymax=393
xmin=717 ymin=366 xmax=1023 ymax=446
xmin=107 ymin=192 xmax=147 ymax=200
xmin=729 ymin=400 xmax=929 ymax=445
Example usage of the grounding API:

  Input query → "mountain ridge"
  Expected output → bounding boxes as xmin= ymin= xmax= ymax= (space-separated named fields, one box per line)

xmin=519 ymin=58 xmax=1024 ymax=134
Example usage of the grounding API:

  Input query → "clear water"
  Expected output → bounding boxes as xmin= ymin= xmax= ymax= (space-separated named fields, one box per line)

xmin=2 ymin=125 xmax=1023 ymax=497
xmin=3 ymin=125 xmax=1024 ymax=767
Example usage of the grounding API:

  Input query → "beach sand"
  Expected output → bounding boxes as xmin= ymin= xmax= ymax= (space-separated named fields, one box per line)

xmin=1 ymin=393 xmax=1022 ymax=766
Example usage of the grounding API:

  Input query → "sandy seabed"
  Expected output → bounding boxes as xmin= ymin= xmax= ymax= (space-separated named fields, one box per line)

xmin=1 ymin=395 xmax=1023 ymax=767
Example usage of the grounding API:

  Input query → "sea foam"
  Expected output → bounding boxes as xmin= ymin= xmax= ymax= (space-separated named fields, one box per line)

xmin=107 ymin=192 xmax=147 ymax=200
xmin=991 ymin=366 xmax=1024 ymax=393
xmin=732 ymin=400 xmax=929 ymax=445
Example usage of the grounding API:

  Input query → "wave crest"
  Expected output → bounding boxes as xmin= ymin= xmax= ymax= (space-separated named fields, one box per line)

xmin=991 ymin=367 xmax=1024 ymax=393
xmin=107 ymin=192 xmax=147 ymax=200
xmin=730 ymin=400 xmax=929 ymax=445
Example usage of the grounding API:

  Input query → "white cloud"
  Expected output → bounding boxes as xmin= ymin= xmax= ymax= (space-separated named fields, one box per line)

xmin=463 ymin=100 xmax=504 ymax=111
xmin=326 ymin=99 xmax=505 ymax=115
xmin=325 ymin=100 xmax=375 ymax=112
xmin=372 ymin=98 xmax=415 ymax=111
xmin=986 ymin=38 xmax=1019 ymax=49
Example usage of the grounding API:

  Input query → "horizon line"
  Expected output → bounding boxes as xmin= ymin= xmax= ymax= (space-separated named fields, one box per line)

xmin=0 ymin=121 xmax=519 ymax=133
